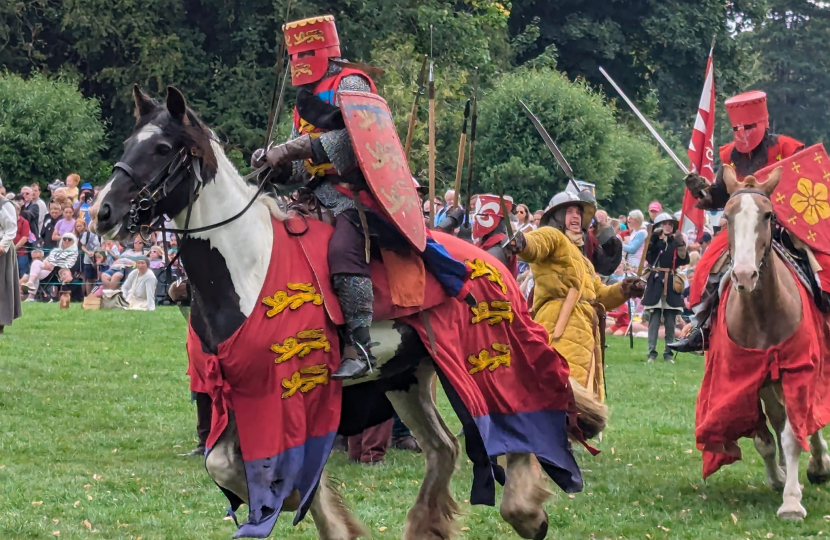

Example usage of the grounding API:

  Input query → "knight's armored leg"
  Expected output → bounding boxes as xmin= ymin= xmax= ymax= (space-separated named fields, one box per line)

xmin=331 ymin=274 xmax=376 ymax=379
xmin=667 ymin=271 xmax=722 ymax=353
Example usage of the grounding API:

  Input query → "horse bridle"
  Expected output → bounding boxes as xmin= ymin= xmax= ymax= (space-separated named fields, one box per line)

xmin=112 ymin=145 xmax=270 ymax=238
xmin=110 ymin=142 xmax=270 ymax=277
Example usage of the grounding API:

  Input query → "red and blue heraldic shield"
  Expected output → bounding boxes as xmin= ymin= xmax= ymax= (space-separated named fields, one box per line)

xmin=338 ymin=90 xmax=427 ymax=251
xmin=755 ymin=143 xmax=830 ymax=255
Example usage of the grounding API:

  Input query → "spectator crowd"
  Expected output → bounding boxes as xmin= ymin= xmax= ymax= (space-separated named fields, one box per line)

xmin=1 ymin=174 xmax=182 ymax=311
xmin=3 ymin=175 xmax=719 ymax=361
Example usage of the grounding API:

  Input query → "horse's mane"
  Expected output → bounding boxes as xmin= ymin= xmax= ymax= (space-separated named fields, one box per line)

xmin=208 ymin=138 xmax=288 ymax=222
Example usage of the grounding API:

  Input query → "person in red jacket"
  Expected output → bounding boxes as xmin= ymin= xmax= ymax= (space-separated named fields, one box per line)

xmin=669 ymin=91 xmax=804 ymax=353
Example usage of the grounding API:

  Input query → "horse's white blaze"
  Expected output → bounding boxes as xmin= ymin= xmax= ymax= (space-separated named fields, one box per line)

xmin=136 ymin=123 xmax=162 ymax=142
xmin=88 ymin=175 xmax=116 ymax=233
xmin=733 ymin=194 xmax=760 ymax=270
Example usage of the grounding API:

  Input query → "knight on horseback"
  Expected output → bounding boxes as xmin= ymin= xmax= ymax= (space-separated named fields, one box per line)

xmin=669 ymin=90 xmax=806 ymax=353
xmin=253 ymin=15 xmax=468 ymax=380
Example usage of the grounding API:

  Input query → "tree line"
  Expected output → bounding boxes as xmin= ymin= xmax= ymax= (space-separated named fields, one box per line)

xmin=1 ymin=0 xmax=827 ymax=213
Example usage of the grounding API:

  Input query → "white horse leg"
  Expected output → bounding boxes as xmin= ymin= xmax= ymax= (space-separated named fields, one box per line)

xmin=756 ymin=389 xmax=785 ymax=491
xmin=754 ymin=427 xmax=785 ymax=492
xmin=500 ymin=453 xmax=551 ymax=540
xmin=807 ymin=430 xmax=830 ymax=485
xmin=386 ymin=359 xmax=460 ymax=540
xmin=205 ymin=411 xmax=249 ymax=503
xmin=307 ymin=471 xmax=366 ymax=540
xmin=777 ymin=418 xmax=807 ymax=520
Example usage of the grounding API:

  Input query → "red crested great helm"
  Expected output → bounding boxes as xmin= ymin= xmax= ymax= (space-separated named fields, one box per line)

xmin=472 ymin=194 xmax=513 ymax=239
xmin=725 ymin=90 xmax=769 ymax=153
xmin=283 ymin=15 xmax=341 ymax=86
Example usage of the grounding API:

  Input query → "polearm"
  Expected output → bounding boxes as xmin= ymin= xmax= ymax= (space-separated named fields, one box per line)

xmin=427 ymin=59 xmax=437 ymax=229
xmin=463 ymin=67 xmax=479 ymax=225
xmin=263 ymin=0 xmax=294 ymax=148
xmin=404 ymin=55 xmax=429 ymax=161
xmin=598 ymin=67 xmax=689 ymax=175
xmin=452 ymin=99 xmax=471 ymax=208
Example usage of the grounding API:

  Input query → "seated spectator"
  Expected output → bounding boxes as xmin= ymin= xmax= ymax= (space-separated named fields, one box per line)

xmin=121 ymin=257 xmax=157 ymax=311
xmin=93 ymin=250 xmax=110 ymax=278
xmin=101 ymin=237 xmax=145 ymax=289
xmin=20 ymin=233 xmax=78 ymax=300
xmin=148 ymin=245 xmax=166 ymax=269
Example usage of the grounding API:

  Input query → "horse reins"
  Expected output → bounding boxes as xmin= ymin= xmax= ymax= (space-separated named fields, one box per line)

xmin=112 ymin=141 xmax=272 ymax=279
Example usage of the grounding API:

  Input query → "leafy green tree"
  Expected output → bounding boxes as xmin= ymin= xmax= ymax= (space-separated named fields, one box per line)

xmin=735 ymin=0 xmax=830 ymax=148
xmin=0 ymin=73 xmax=106 ymax=191
xmin=507 ymin=0 xmax=764 ymax=133
xmin=473 ymin=68 xmax=680 ymax=213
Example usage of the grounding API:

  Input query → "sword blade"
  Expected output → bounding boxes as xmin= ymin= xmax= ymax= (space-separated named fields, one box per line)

xmin=519 ymin=100 xmax=582 ymax=193
xmin=598 ymin=67 xmax=689 ymax=175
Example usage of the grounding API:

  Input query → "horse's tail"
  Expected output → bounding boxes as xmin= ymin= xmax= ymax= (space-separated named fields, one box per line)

xmin=570 ymin=377 xmax=608 ymax=439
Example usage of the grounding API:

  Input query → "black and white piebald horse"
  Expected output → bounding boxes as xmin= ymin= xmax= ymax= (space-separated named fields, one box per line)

xmin=90 ymin=86 xmax=606 ymax=540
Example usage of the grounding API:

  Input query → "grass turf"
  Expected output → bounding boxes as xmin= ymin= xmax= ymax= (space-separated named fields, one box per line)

xmin=1 ymin=304 xmax=829 ymax=539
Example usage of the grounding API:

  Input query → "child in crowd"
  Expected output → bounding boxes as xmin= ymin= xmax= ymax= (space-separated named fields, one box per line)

xmin=64 ymin=174 xmax=81 ymax=206
xmin=53 ymin=205 xmax=76 ymax=242
xmin=148 ymin=246 xmax=165 ymax=269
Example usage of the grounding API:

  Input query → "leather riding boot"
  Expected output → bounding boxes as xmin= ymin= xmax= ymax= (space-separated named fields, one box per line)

xmin=331 ymin=274 xmax=376 ymax=380
xmin=333 ymin=326 xmax=377 ymax=380
xmin=667 ymin=273 xmax=721 ymax=353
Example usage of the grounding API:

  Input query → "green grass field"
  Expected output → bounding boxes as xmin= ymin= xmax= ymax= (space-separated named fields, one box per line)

xmin=2 ymin=304 xmax=829 ymax=540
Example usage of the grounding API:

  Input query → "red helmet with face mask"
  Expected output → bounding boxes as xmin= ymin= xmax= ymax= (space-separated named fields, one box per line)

xmin=283 ymin=15 xmax=341 ymax=86
xmin=725 ymin=91 xmax=769 ymax=153
xmin=472 ymin=194 xmax=513 ymax=239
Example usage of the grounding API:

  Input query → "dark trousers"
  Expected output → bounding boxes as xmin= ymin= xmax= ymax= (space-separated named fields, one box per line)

xmin=194 ymin=392 xmax=212 ymax=448
xmin=328 ymin=209 xmax=406 ymax=276
xmin=348 ymin=419 xmax=393 ymax=463
xmin=648 ymin=308 xmax=677 ymax=359
xmin=392 ymin=413 xmax=412 ymax=439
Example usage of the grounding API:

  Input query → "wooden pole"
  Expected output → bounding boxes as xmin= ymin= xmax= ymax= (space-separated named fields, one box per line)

xmin=404 ymin=55 xmax=428 ymax=161
xmin=453 ymin=99 xmax=471 ymax=208
xmin=428 ymin=59 xmax=436 ymax=229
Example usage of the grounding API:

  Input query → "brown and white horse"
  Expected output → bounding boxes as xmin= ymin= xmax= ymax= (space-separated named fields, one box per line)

xmin=715 ymin=165 xmax=830 ymax=520
xmin=89 ymin=86 xmax=606 ymax=540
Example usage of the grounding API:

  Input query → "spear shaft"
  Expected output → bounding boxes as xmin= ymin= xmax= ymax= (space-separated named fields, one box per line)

xmin=404 ymin=55 xmax=429 ymax=161
xmin=463 ymin=67 xmax=479 ymax=225
xmin=452 ymin=99 xmax=471 ymax=208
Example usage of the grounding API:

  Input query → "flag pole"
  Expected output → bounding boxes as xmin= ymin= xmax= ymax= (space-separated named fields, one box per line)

xmin=679 ymin=34 xmax=716 ymax=236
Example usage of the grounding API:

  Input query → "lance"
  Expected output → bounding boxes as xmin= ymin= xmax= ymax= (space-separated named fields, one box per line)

xmin=428 ymin=60 xmax=437 ymax=229
xmin=463 ymin=67 xmax=479 ymax=225
xmin=404 ymin=55 xmax=429 ymax=161
xmin=598 ymin=67 xmax=689 ymax=175
xmin=263 ymin=0 xmax=294 ymax=148
xmin=453 ymin=99 xmax=471 ymax=208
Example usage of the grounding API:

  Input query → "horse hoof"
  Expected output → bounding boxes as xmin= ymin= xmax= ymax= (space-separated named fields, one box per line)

xmin=532 ymin=511 xmax=548 ymax=540
xmin=808 ymin=469 xmax=830 ymax=485
xmin=777 ymin=504 xmax=807 ymax=521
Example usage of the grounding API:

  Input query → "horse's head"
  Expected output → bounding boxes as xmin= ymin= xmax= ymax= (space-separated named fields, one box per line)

xmin=722 ymin=165 xmax=783 ymax=292
xmin=90 ymin=85 xmax=218 ymax=240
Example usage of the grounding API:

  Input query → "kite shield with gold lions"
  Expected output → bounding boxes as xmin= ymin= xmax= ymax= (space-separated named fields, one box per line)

xmin=339 ymin=90 xmax=427 ymax=252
